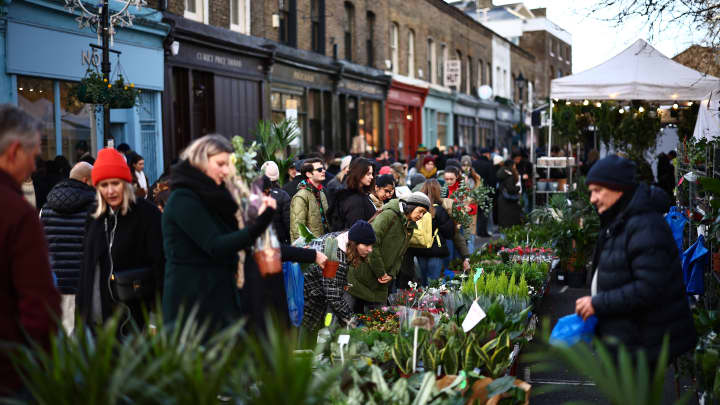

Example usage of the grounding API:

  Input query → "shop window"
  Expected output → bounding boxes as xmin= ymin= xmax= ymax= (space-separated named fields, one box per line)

xmin=311 ymin=0 xmax=325 ymax=54
xmin=391 ymin=22 xmax=399 ymax=74
xmin=344 ymin=2 xmax=354 ymax=62
xmin=271 ymin=90 xmax=305 ymax=147
xmin=427 ymin=38 xmax=434 ymax=84
xmin=230 ymin=0 xmax=249 ymax=34
xmin=387 ymin=109 xmax=405 ymax=159
xmin=438 ymin=44 xmax=446 ymax=85
xmin=184 ymin=0 xmax=205 ymax=23
xmin=366 ymin=11 xmax=375 ymax=66
xmin=17 ymin=76 xmax=55 ymax=161
xmin=437 ymin=112 xmax=448 ymax=150
xmin=356 ymin=99 xmax=380 ymax=155
xmin=59 ymin=81 xmax=92 ymax=165
xmin=408 ymin=29 xmax=415 ymax=78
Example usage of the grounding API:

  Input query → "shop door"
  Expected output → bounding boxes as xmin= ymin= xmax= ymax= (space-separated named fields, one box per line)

xmin=191 ymin=70 xmax=215 ymax=138
xmin=387 ymin=107 xmax=406 ymax=161
xmin=171 ymin=67 xmax=191 ymax=159
xmin=214 ymin=75 xmax=261 ymax=140
xmin=138 ymin=91 xmax=160 ymax=183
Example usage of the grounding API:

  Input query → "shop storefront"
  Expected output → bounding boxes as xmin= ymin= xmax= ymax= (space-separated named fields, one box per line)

xmin=386 ymin=79 xmax=428 ymax=161
xmin=477 ymin=100 xmax=497 ymax=149
xmin=269 ymin=55 xmax=335 ymax=152
xmin=495 ymin=106 xmax=515 ymax=150
xmin=423 ymin=86 xmax=454 ymax=151
xmin=453 ymin=94 xmax=481 ymax=151
xmin=337 ymin=75 xmax=386 ymax=156
xmin=162 ymin=14 xmax=268 ymax=164
xmin=6 ymin=0 xmax=168 ymax=181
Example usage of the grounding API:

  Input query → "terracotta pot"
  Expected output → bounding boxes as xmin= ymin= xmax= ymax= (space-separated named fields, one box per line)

xmin=322 ymin=260 xmax=340 ymax=278
xmin=713 ymin=252 xmax=720 ymax=273
xmin=254 ymin=248 xmax=281 ymax=278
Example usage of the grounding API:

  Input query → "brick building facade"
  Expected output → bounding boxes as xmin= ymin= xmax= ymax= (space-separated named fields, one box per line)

xmin=518 ymin=27 xmax=571 ymax=101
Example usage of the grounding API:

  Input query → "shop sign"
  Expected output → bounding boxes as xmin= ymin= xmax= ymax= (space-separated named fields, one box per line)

xmin=444 ymin=60 xmax=461 ymax=87
xmin=272 ymin=64 xmax=332 ymax=87
xmin=339 ymin=79 xmax=384 ymax=98
xmin=175 ymin=42 xmax=262 ymax=76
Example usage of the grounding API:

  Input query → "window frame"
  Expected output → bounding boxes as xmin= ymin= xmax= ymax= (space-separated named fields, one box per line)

xmin=344 ymin=2 xmax=354 ymax=61
xmin=366 ymin=11 xmax=375 ymax=66
xmin=229 ymin=0 xmax=250 ymax=34
xmin=391 ymin=22 xmax=399 ymax=74
xmin=408 ymin=29 xmax=415 ymax=78
xmin=184 ymin=0 xmax=206 ymax=23
xmin=427 ymin=38 xmax=435 ymax=84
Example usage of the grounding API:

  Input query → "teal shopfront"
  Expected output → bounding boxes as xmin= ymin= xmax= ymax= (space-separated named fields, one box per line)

xmin=4 ymin=0 xmax=168 ymax=182
xmin=422 ymin=86 xmax=454 ymax=152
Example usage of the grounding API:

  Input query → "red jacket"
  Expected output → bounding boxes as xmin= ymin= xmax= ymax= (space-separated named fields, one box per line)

xmin=447 ymin=181 xmax=477 ymax=216
xmin=0 ymin=169 xmax=61 ymax=395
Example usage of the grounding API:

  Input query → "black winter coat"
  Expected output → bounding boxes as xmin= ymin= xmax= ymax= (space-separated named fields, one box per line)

xmin=591 ymin=183 xmax=696 ymax=362
xmin=40 ymin=179 xmax=96 ymax=294
xmin=283 ymin=175 xmax=303 ymax=198
xmin=270 ymin=187 xmax=291 ymax=244
xmin=76 ymin=199 xmax=165 ymax=329
xmin=407 ymin=204 xmax=455 ymax=258
xmin=331 ymin=189 xmax=377 ymax=231
xmin=473 ymin=157 xmax=497 ymax=190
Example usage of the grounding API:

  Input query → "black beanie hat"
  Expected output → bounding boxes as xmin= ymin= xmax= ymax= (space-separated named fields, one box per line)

xmin=375 ymin=174 xmax=395 ymax=188
xmin=349 ymin=220 xmax=376 ymax=245
xmin=585 ymin=154 xmax=637 ymax=191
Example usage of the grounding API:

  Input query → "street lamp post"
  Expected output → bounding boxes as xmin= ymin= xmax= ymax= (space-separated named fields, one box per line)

xmin=64 ymin=0 xmax=145 ymax=145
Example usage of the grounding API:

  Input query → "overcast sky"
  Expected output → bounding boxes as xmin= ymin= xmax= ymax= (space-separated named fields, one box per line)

xmin=493 ymin=0 xmax=705 ymax=73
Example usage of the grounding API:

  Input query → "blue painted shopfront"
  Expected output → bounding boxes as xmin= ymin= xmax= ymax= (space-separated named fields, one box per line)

xmin=422 ymin=87 xmax=454 ymax=151
xmin=3 ymin=0 xmax=168 ymax=182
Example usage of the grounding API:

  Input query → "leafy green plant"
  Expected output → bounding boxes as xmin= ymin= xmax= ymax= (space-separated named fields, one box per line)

xmin=73 ymin=68 xmax=141 ymax=108
xmin=475 ymin=330 xmax=514 ymax=379
xmin=324 ymin=236 xmax=339 ymax=261
xmin=254 ymin=120 xmax=298 ymax=185
xmin=231 ymin=135 xmax=261 ymax=184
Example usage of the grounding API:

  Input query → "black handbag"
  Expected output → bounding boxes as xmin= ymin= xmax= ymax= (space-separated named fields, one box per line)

xmin=111 ymin=267 xmax=155 ymax=302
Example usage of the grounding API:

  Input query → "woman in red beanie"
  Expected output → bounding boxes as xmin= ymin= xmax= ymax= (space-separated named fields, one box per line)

xmin=75 ymin=148 xmax=164 ymax=335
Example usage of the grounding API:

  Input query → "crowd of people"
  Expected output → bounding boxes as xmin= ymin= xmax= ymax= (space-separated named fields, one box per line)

xmin=0 ymin=100 xmax=699 ymax=400
xmin=1 ymin=103 xmax=538 ymax=398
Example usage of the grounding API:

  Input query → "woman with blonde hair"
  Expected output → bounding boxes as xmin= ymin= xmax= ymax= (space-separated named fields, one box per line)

xmin=76 ymin=148 xmax=164 ymax=333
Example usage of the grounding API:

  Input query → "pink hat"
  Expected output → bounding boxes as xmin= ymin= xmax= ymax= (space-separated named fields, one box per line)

xmin=379 ymin=165 xmax=392 ymax=175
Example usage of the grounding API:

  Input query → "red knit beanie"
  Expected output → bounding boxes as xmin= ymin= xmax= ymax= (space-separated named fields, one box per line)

xmin=423 ymin=155 xmax=435 ymax=165
xmin=92 ymin=148 xmax=132 ymax=186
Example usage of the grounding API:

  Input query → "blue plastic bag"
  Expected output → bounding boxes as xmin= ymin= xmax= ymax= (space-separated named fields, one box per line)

xmin=443 ymin=269 xmax=455 ymax=280
xmin=549 ymin=314 xmax=598 ymax=346
xmin=665 ymin=206 xmax=687 ymax=251
xmin=282 ymin=262 xmax=304 ymax=327
xmin=682 ymin=235 xmax=707 ymax=295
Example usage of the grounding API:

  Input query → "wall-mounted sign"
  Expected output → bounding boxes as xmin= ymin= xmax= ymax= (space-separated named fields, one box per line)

xmin=444 ymin=60 xmax=461 ymax=87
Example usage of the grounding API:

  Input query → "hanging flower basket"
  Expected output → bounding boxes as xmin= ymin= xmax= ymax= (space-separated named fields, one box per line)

xmin=73 ymin=68 xmax=141 ymax=108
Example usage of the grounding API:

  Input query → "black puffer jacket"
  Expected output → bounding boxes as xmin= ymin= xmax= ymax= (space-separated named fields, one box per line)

xmin=591 ymin=183 xmax=695 ymax=362
xmin=269 ymin=187 xmax=291 ymax=244
xmin=39 ymin=179 xmax=96 ymax=294
xmin=331 ymin=188 xmax=377 ymax=231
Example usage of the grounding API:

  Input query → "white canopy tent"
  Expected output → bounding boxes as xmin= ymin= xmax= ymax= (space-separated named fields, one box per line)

xmin=551 ymin=39 xmax=720 ymax=101
xmin=547 ymin=39 xmax=720 ymax=156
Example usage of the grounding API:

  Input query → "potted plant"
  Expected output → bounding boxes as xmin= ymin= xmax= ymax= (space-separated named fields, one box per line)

xmin=74 ymin=68 xmax=141 ymax=108
xmin=322 ymin=237 xmax=340 ymax=278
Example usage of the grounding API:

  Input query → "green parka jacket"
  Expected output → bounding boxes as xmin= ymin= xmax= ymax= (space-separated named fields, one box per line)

xmin=290 ymin=182 xmax=329 ymax=241
xmin=347 ymin=199 xmax=415 ymax=303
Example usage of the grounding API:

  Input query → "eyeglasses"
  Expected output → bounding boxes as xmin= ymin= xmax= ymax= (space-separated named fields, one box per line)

xmin=313 ymin=167 xmax=325 ymax=173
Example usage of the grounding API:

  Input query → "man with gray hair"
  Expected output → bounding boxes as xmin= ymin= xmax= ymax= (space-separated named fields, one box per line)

xmin=40 ymin=161 xmax=96 ymax=333
xmin=0 ymin=104 xmax=61 ymax=397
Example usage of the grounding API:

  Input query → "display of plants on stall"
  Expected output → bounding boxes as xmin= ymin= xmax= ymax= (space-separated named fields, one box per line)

xmin=357 ymin=308 xmax=400 ymax=333
xmin=442 ymin=181 xmax=493 ymax=237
